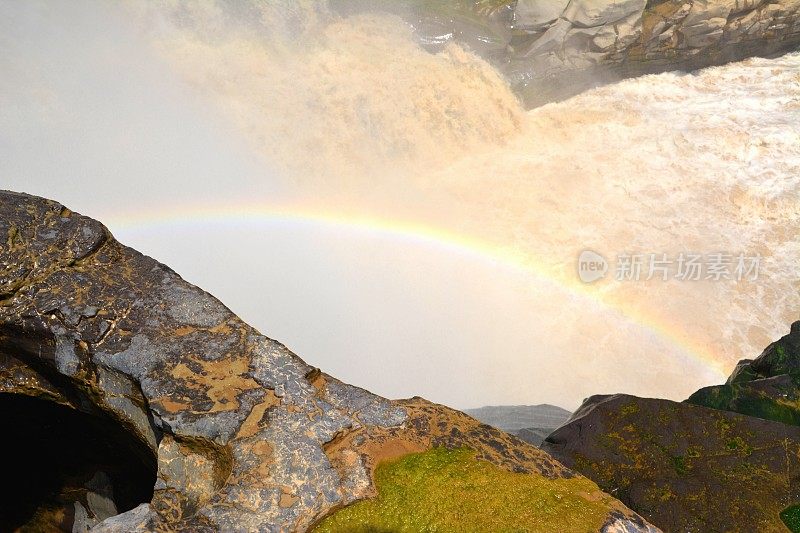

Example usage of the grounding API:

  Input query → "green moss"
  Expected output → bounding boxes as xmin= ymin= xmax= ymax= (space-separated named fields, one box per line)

xmin=777 ymin=345 xmax=787 ymax=359
xmin=314 ymin=447 xmax=613 ymax=533
xmin=689 ymin=382 xmax=800 ymax=427
xmin=688 ymin=386 xmax=734 ymax=411
xmin=671 ymin=455 xmax=689 ymax=476
xmin=619 ymin=403 xmax=640 ymax=416
xmin=686 ymin=446 xmax=702 ymax=459
xmin=781 ymin=504 xmax=800 ymax=532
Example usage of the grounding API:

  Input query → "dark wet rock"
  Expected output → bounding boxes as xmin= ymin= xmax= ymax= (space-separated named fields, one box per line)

xmin=738 ymin=321 xmax=800 ymax=377
xmin=542 ymin=392 xmax=800 ymax=532
xmin=72 ymin=473 xmax=118 ymax=532
xmin=0 ymin=191 xmax=657 ymax=532
xmin=688 ymin=373 xmax=800 ymax=425
xmin=688 ymin=321 xmax=800 ymax=425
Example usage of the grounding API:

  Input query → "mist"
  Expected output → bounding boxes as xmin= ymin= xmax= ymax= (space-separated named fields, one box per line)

xmin=3 ymin=0 xmax=798 ymax=410
xmin=1 ymin=0 xmax=573 ymax=409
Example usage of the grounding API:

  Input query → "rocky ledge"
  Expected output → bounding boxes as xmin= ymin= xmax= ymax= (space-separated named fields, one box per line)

xmin=0 ymin=190 xmax=658 ymax=532
xmin=335 ymin=0 xmax=800 ymax=105
xmin=543 ymin=321 xmax=800 ymax=533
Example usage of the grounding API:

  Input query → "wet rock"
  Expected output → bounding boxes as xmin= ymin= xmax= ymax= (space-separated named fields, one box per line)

xmin=340 ymin=0 xmax=800 ymax=106
xmin=0 ymin=191 xmax=656 ymax=532
xmin=85 ymin=472 xmax=118 ymax=521
xmin=514 ymin=0 xmax=570 ymax=31
xmin=72 ymin=502 xmax=94 ymax=533
xmin=688 ymin=321 xmax=800 ymax=425
xmin=512 ymin=0 xmax=800 ymax=104
xmin=564 ymin=0 xmax=648 ymax=28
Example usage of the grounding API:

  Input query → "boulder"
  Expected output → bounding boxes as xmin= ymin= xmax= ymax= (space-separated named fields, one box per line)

xmin=689 ymin=373 xmax=800 ymax=425
xmin=543 ymin=392 xmax=800 ymax=532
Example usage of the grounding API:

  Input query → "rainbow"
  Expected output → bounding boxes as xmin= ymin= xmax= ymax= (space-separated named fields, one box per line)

xmin=103 ymin=200 xmax=728 ymax=379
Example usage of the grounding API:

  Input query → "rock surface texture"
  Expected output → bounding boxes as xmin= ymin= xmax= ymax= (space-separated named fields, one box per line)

xmin=506 ymin=0 xmax=800 ymax=103
xmin=0 ymin=190 xmax=658 ymax=532
xmin=543 ymin=322 xmax=800 ymax=533
xmin=337 ymin=0 xmax=800 ymax=105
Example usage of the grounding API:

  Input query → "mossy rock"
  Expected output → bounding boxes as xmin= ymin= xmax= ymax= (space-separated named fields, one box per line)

xmin=542 ymin=393 xmax=800 ymax=532
xmin=782 ymin=504 xmax=800 ymax=533
xmin=688 ymin=374 xmax=800 ymax=426
xmin=0 ymin=191 xmax=657 ymax=532
xmin=742 ymin=322 xmax=800 ymax=378
xmin=687 ymin=322 xmax=800 ymax=426
xmin=315 ymin=447 xmax=633 ymax=532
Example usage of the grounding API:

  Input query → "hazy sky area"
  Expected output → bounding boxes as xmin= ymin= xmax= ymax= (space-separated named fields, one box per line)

xmin=4 ymin=1 xmax=797 ymax=411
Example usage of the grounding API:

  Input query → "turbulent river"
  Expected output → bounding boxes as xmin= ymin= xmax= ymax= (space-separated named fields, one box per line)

xmin=3 ymin=1 xmax=799 ymax=408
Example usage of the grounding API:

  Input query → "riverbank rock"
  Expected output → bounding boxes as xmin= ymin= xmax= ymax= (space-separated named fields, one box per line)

xmin=0 ymin=190 xmax=657 ymax=532
xmin=335 ymin=0 xmax=800 ymax=106
xmin=515 ymin=0 xmax=800 ymax=104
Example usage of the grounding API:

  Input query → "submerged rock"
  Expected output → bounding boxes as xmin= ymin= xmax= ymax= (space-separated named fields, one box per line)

xmin=0 ymin=190 xmax=657 ymax=532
